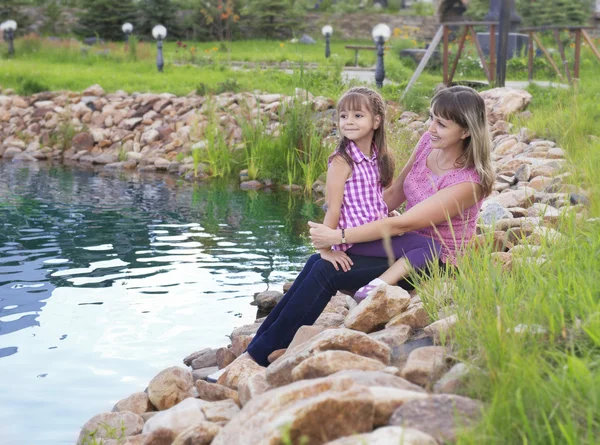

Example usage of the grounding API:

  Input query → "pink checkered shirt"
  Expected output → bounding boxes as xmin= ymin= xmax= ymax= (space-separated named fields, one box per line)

xmin=330 ymin=141 xmax=388 ymax=251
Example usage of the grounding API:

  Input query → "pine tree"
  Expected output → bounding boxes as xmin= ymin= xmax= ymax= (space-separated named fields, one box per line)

xmin=76 ymin=0 xmax=136 ymax=41
xmin=136 ymin=0 xmax=180 ymax=40
xmin=241 ymin=0 xmax=302 ymax=39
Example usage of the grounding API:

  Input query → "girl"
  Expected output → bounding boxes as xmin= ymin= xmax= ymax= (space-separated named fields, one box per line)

xmin=317 ymin=86 xmax=395 ymax=273
xmin=310 ymin=85 xmax=495 ymax=299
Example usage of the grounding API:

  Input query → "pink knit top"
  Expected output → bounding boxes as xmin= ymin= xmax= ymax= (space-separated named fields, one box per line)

xmin=329 ymin=141 xmax=388 ymax=252
xmin=404 ymin=132 xmax=483 ymax=264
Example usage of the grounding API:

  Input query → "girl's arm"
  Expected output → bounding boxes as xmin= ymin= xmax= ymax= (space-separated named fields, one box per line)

xmin=322 ymin=155 xmax=352 ymax=230
xmin=383 ymin=147 xmax=418 ymax=210
xmin=310 ymin=181 xmax=483 ymax=248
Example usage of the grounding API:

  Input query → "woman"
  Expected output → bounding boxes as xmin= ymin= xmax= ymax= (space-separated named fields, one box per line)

xmin=244 ymin=86 xmax=494 ymax=367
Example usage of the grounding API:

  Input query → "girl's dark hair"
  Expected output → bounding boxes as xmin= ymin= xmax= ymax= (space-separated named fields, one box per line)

xmin=334 ymin=86 xmax=395 ymax=188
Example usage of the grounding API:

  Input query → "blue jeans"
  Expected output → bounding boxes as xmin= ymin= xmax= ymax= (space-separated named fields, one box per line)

xmin=246 ymin=253 xmax=393 ymax=366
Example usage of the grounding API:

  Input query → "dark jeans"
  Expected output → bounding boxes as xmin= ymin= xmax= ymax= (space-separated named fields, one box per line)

xmin=246 ymin=253 xmax=393 ymax=366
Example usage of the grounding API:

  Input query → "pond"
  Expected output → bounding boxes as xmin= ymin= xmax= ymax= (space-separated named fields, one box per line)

xmin=0 ymin=162 xmax=322 ymax=445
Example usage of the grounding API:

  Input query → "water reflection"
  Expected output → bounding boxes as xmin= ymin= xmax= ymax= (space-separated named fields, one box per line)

xmin=0 ymin=162 xmax=321 ymax=445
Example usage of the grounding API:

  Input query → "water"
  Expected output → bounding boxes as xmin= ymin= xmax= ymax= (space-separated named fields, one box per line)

xmin=0 ymin=162 xmax=322 ymax=445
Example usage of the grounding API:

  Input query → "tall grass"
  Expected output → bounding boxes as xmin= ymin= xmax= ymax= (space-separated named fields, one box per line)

xmin=414 ymin=66 xmax=600 ymax=444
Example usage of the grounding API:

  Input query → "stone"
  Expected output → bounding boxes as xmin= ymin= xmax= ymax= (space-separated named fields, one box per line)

xmin=493 ymin=137 xmax=519 ymax=155
xmin=77 ymin=411 xmax=144 ymax=445
xmin=112 ymin=391 xmax=154 ymax=415
xmin=216 ymin=347 xmax=237 ymax=369
xmin=433 ymin=363 xmax=471 ymax=394
xmin=211 ymin=375 xmax=374 ymax=445
xmin=386 ymin=303 xmax=430 ymax=329
xmin=368 ymin=324 xmax=412 ymax=349
xmin=12 ymin=152 xmax=37 ymax=162
xmin=147 ymin=366 xmax=194 ymax=411
xmin=72 ymin=132 xmax=95 ymax=152
xmin=268 ymin=349 xmax=286 ymax=363
xmin=401 ymin=346 xmax=452 ymax=387
xmin=217 ymin=357 xmax=264 ymax=391
xmin=195 ymin=379 xmax=239 ymax=405
xmin=331 ymin=370 xmax=425 ymax=393
xmin=424 ymin=315 xmax=458 ymax=343
xmin=344 ymin=284 xmax=411 ymax=333
xmin=480 ymin=200 xmax=514 ymax=225
xmin=491 ymin=252 xmax=513 ymax=271
xmin=254 ymin=290 xmax=283 ymax=311
xmin=299 ymin=34 xmax=317 ymax=44
xmin=192 ymin=366 xmax=219 ymax=382
xmin=143 ymin=397 xmax=208 ymax=436
xmin=514 ymin=163 xmax=532 ymax=182
xmin=368 ymin=387 xmax=431 ymax=427
xmin=93 ymin=153 xmax=118 ymax=165
xmin=480 ymin=88 xmax=532 ymax=124
xmin=238 ymin=369 xmax=270 ymax=406
xmin=291 ymin=350 xmax=387 ymax=381
xmin=240 ymin=180 xmax=263 ymax=190
xmin=323 ymin=426 xmax=437 ymax=445
xmin=184 ymin=348 xmax=217 ymax=367
xmin=84 ymin=84 xmax=106 ymax=96
xmin=141 ymin=129 xmax=160 ymax=145
xmin=231 ymin=335 xmax=254 ymax=357
xmin=314 ymin=311 xmax=346 ymax=328
xmin=201 ymin=398 xmax=240 ymax=423
xmin=172 ymin=422 xmax=222 ymax=445
xmin=266 ymin=328 xmax=391 ymax=388
xmin=388 ymin=395 xmax=484 ymax=443
xmin=494 ymin=188 xmax=536 ymax=208
xmin=230 ymin=323 xmax=262 ymax=340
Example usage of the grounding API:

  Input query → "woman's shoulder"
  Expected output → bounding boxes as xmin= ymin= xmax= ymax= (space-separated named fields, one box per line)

xmin=443 ymin=164 xmax=482 ymax=186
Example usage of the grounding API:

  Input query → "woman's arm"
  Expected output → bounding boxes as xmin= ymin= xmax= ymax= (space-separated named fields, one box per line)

xmin=383 ymin=141 xmax=419 ymax=210
xmin=310 ymin=181 xmax=483 ymax=248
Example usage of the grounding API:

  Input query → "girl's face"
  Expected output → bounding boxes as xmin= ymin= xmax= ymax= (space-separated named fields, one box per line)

xmin=427 ymin=111 xmax=470 ymax=151
xmin=338 ymin=107 xmax=380 ymax=146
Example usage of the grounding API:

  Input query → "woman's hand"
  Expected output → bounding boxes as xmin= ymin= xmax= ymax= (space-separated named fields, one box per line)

xmin=319 ymin=249 xmax=354 ymax=272
xmin=308 ymin=221 xmax=339 ymax=249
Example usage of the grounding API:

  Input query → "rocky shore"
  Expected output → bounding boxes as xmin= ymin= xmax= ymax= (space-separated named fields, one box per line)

xmin=1 ymin=85 xmax=591 ymax=444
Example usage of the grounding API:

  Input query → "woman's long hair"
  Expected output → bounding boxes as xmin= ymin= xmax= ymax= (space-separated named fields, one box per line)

xmin=430 ymin=85 xmax=495 ymax=197
xmin=334 ymin=87 xmax=395 ymax=188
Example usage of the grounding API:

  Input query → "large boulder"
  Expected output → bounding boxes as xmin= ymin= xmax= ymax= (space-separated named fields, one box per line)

xmin=388 ymin=395 xmax=484 ymax=443
xmin=266 ymin=328 xmax=391 ymax=387
xmin=344 ymin=285 xmax=411 ymax=333
xmin=480 ymin=88 xmax=532 ymax=124
xmin=195 ymin=379 xmax=239 ymax=405
xmin=211 ymin=375 xmax=374 ymax=445
xmin=172 ymin=422 xmax=222 ymax=445
xmin=291 ymin=350 xmax=387 ymax=381
xmin=77 ymin=411 xmax=144 ymax=445
xmin=323 ymin=426 xmax=437 ymax=445
xmin=368 ymin=387 xmax=430 ymax=427
xmin=147 ymin=366 xmax=194 ymax=411
xmin=112 ymin=392 xmax=154 ymax=415
xmin=238 ymin=369 xmax=270 ymax=406
xmin=142 ymin=397 xmax=208 ymax=436
xmin=217 ymin=357 xmax=264 ymax=391
xmin=400 ymin=346 xmax=452 ymax=387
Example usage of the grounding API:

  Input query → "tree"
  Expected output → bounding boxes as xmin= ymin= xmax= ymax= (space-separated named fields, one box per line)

xmin=467 ymin=0 xmax=593 ymax=26
xmin=136 ymin=0 xmax=180 ymax=40
xmin=0 ymin=0 xmax=31 ymax=32
xmin=241 ymin=0 xmax=302 ymax=39
xmin=76 ymin=0 xmax=136 ymax=41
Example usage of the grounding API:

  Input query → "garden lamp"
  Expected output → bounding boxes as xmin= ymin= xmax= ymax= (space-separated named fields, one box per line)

xmin=372 ymin=23 xmax=391 ymax=88
xmin=122 ymin=22 xmax=133 ymax=45
xmin=1 ymin=20 xmax=17 ymax=57
xmin=152 ymin=25 xmax=167 ymax=72
xmin=321 ymin=25 xmax=332 ymax=59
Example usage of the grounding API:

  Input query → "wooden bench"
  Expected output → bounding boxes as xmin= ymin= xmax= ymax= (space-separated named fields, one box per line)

xmin=345 ymin=45 xmax=390 ymax=67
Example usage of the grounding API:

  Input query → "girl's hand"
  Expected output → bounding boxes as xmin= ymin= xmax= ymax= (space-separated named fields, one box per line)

xmin=388 ymin=210 xmax=401 ymax=217
xmin=308 ymin=221 xmax=339 ymax=249
xmin=319 ymin=249 xmax=354 ymax=272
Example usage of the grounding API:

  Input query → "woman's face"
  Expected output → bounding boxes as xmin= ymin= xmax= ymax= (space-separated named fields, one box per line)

xmin=427 ymin=111 xmax=469 ymax=151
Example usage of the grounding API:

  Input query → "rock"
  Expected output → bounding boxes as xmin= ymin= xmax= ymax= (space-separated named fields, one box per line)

xmin=112 ymin=392 xmax=154 ymax=415
xmin=12 ymin=152 xmax=37 ymax=162
xmin=143 ymin=397 xmax=208 ymax=436
xmin=195 ymin=379 xmax=239 ymax=405
xmin=217 ymin=357 xmax=264 ymax=391
xmin=230 ymin=323 xmax=262 ymax=340
xmin=480 ymin=88 xmax=532 ymax=124
xmin=291 ymin=350 xmax=387 ymax=381
xmin=172 ymin=422 xmax=222 ymax=445
xmin=184 ymin=348 xmax=218 ymax=367
xmin=368 ymin=387 xmax=431 ymax=427
xmin=480 ymin=200 xmax=513 ymax=225
xmin=493 ymin=137 xmax=518 ymax=155
xmin=267 ymin=349 xmax=286 ymax=363
xmin=400 ymin=346 xmax=452 ymax=387
xmin=283 ymin=281 xmax=294 ymax=292
xmin=120 ymin=117 xmax=143 ymax=131
xmin=494 ymin=188 xmax=536 ymax=209
xmin=323 ymin=426 xmax=437 ymax=445
xmin=192 ymin=366 xmax=219 ymax=382
xmin=231 ymin=335 xmax=254 ymax=357
xmin=84 ymin=84 xmax=106 ymax=96
xmin=424 ymin=315 xmax=458 ymax=343
xmin=211 ymin=375 xmax=374 ymax=445
xmin=141 ymin=129 xmax=160 ymax=145
xmin=386 ymin=303 xmax=430 ymax=329
xmin=201 ymin=398 xmax=240 ymax=423
xmin=286 ymin=325 xmax=326 ymax=352
xmin=514 ymin=163 xmax=532 ymax=182
xmin=147 ymin=366 xmax=194 ymax=411
xmin=240 ymin=180 xmax=263 ymax=190
xmin=77 ymin=411 xmax=144 ymax=444
xmin=72 ymin=132 xmax=95 ymax=152
xmin=344 ymin=284 xmax=411 ymax=333
xmin=388 ymin=395 xmax=484 ymax=443
xmin=254 ymin=290 xmax=283 ymax=311
xmin=216 ymin=347 xmax=237 ymax=369
xmin=238 ymin=369 xmax=270 ymax=406
xmin=93 ymin=153 xmax=118 ymax=165
xmin=314 ymin=311 xmax=346 ymax=328
xmin=266 ymin=328 xmax=391 ymax=388
xmin=299 ymin=34 xmax=317 ymax=44
xmin=331 ymin=370 xmax=425 ymax=393
xmin=368 ymin=324 xmax=412 ymax=349
xmin=491 ymin=251 xmax=513 ymax=271
xmin=433 ymin=363 xmax=471 ymax=394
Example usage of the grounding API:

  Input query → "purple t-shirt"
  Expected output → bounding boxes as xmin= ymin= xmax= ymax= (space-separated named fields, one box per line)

xmin=404 ymin=132 xmax=483 ymax=264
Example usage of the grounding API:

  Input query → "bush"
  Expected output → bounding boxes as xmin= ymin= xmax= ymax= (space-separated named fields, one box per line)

xmin=18 ymin=78 xmax=51 ymax=96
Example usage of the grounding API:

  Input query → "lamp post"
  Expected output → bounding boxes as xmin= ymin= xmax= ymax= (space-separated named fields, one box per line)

xmin=372 ymin=23 xmax=391 ymax=88
xmin=321 ymin=25 xmax=332 ymax=58
xmin=122 ymin=22 xmax=133 ymax=49
xmin=484 ymin=0 xmax=521 ymax=31
xmin=152 ymin=25 xmax=167 ymax=72
xmin=1 ymin=20 xmax=17 ymax=57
